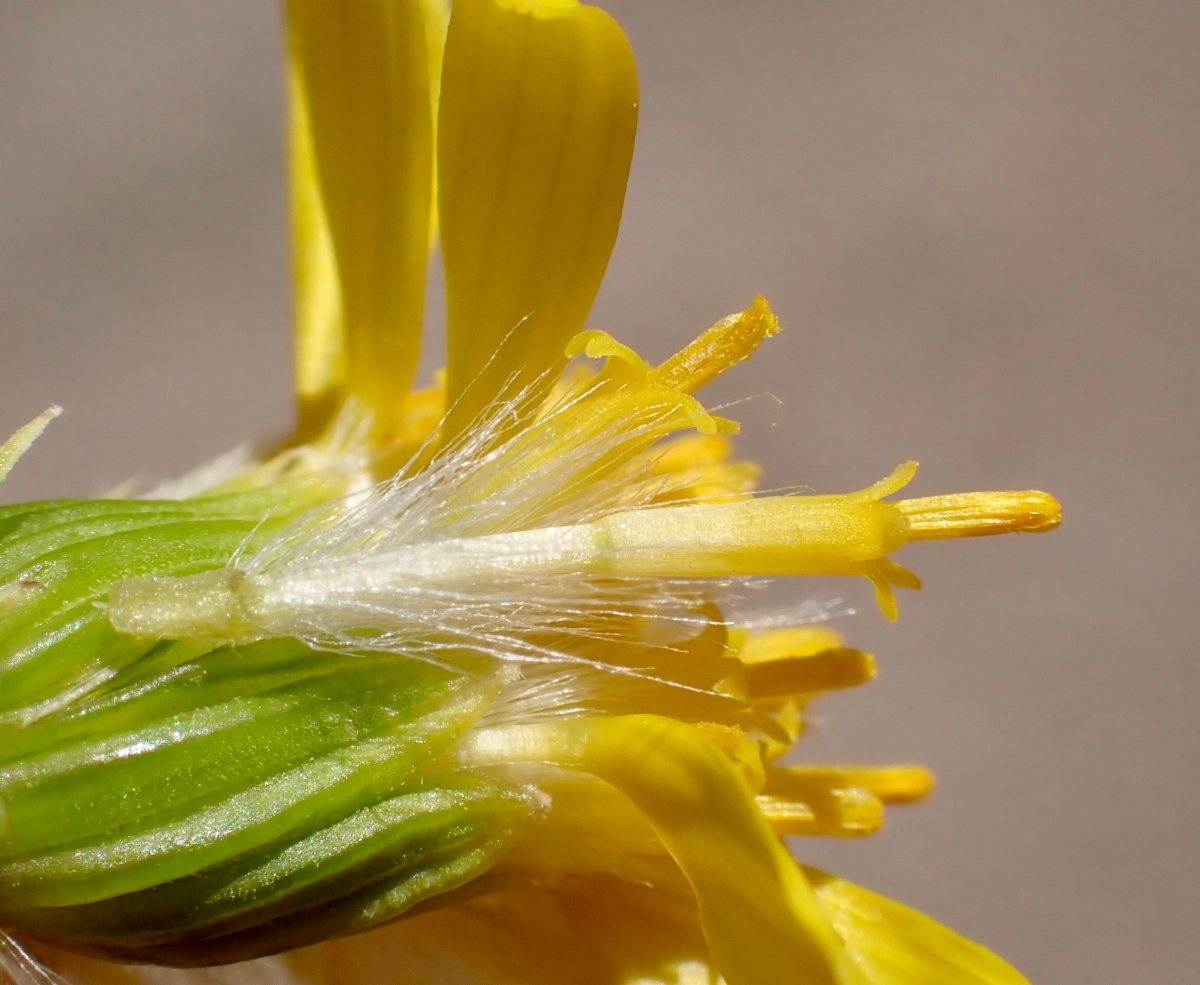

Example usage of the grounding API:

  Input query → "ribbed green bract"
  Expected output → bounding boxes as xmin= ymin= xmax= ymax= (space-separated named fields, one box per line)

xmin=0 ymin=489 xmax=528 ymax=965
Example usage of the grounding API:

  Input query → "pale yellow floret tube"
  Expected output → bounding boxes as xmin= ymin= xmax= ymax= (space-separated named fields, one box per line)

xmin=587 ymin=493 xmax=910 ymax=577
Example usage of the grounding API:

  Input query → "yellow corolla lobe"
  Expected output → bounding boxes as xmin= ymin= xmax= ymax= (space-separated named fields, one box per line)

xmin=651 ymin=295 xmax=782 ymax=395
xmin=757 ymin=765 xmax=936 ymax=839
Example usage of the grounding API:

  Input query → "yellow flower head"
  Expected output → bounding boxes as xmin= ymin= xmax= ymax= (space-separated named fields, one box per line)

xmin=0 ymin=2 xmax=1059 ymax=985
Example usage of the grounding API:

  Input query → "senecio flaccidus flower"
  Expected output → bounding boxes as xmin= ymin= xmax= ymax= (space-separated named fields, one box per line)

xmin=0 ymin=1 xmax=1059 ymax=984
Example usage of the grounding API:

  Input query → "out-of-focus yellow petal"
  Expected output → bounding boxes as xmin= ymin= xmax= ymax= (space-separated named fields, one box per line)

xmin=289 ymin=61 xmax=343 ymax=438
xmin=464 ymin=715 xmax=857 ymax=985
xmin=373 ymin=378 xmax=447 ymax=475
xmin=496 ymin=767 xmax=670 ymax=884
xmin=34 ymin=865 xmax=1027 ymax=985
xmin=805 ymin=868 xmax=1032 ymax=985
xmin=302 ymin=868 xmax=716 ymax=985
xmin=438 ymin=0 xmax=638 ymax=437
xmin=650 ymin=434 xmax=735 ymax=473
xmin=643 ymin=434 xmax=761 ymax=504
xmin=287 ymin=0 xmax=446 ymax=438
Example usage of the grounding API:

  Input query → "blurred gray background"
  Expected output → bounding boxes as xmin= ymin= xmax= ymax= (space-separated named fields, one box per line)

xmin=1 ymin=2 xmax=1197 ymax=982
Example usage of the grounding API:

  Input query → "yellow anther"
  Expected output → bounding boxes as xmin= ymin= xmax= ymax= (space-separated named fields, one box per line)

xmin=897 ymin=490 xmax=1061 ymax=540
xmin=650 ymin=296 xmax=781 ymax=395
xmin=756 ymin=764 xmax=934 ymax=838
xmin=692 ymin=722 xmax=766 ymax=793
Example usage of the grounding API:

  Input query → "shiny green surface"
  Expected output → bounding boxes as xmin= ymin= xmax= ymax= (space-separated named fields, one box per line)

xmin=0 ymin=491 xmax=525 ymax=963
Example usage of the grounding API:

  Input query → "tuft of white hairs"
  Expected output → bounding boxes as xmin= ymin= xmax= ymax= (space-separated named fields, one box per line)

xmin=0 ymin=933 xmax=72 ymax=985
xmin=239 ymin=376 xmax=728 ymax=671
xmin=112 ymin=368 xmax=843 ymax=716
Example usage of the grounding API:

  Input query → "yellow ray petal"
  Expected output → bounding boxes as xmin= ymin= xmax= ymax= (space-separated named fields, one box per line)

xmin=287 ymin=0 xmax=446 ymax=438
xmin=299 ymin=867 xmax=715 ymax=985
xmin=337 ymin=873 xmax=716 ymax=985
xmin=31 ymin=865 xmax=1028 ymax=985
xmin=464 ymin=715 xmax=857 ymax=985
xmin=438 ymin=0 xmax=638 ymax=438
xmin=288 ymin=61 xmax=344 ymax=438
xmin=805 ymin=868 xmax=1032 ymax=985
xmin=649 ymin=434 xmax=736 ymax=473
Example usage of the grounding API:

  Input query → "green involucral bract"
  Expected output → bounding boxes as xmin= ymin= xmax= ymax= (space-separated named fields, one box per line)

xmin=0 ymin=488 xmax=532 ymax=965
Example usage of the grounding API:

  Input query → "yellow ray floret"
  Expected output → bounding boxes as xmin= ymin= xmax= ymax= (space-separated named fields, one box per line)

xmin=288 ymin=0 xmax=448 ymax=438
xmin=806 ymin=868 xmax=1032 ymax=984
xmin=439 ymin=0 xmax=639 ymax=437
xmin=463 ymin=715 xmax=856 ymax=985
